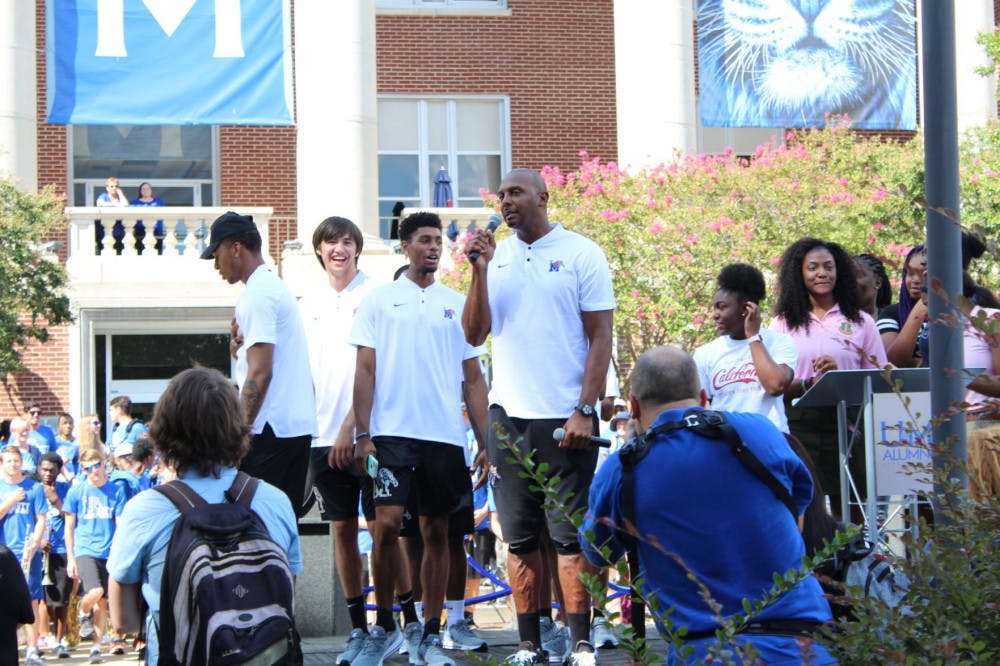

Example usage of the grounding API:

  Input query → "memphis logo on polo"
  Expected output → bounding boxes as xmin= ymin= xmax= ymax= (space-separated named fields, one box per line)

xmin=47 ymin=0 xmax=293 ymax=125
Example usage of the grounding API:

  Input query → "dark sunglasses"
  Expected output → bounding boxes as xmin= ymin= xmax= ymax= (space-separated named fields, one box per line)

xmin=29 ymin=410 xmax=41 ymax=416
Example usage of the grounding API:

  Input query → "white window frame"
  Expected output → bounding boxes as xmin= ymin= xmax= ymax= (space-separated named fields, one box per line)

xmin=67 ymin=125 xmax=221 ymax=207
xmin=377 ymin=94 xmax=511 ymax=217
xmin=376 ymin=0 xmax=510 ymax=16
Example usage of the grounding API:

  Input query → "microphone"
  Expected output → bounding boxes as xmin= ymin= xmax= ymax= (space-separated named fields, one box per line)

xmin=552 ymin=428 xmax=611 ymax=448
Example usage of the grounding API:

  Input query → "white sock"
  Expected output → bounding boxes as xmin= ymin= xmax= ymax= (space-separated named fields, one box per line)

xmin=416 ymin=601 xmax=425 ymax=624
xmin=446 ymin=599 xmax=465 ymax=627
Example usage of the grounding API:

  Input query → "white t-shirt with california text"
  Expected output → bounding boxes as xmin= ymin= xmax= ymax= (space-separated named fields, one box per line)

xmin=692 ymin=329 xmax=797 ymax=433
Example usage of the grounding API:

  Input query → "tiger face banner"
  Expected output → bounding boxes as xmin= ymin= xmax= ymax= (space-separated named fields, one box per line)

xmin=697 ymin=0 xmax=917 ymax=130
xmin=46 ymin=0 xmax=293 ymax=125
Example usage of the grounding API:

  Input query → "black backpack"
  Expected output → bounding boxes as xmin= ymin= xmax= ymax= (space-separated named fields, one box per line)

xmin=153 ymin=472 xmax=302 ymax=666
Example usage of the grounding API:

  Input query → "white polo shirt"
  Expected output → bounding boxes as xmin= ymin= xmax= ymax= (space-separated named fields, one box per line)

xmin=487 ymin=224 xmax=616 ymax=419
xmin=349 ymin=276 xmax=485 ymax=447
xmin=234 ymin=265 xmax=317 ymax=438
xmin=300 ymin=271 xmax=376 ymax=448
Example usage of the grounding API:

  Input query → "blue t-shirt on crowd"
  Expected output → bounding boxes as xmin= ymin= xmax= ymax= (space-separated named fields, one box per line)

xmin=109 ymin=469 xmax=142 ymax=502
xmin=55 ymin=439 xmax=80 ymax=480
xmin=43 ymin=481 xmax=70 ymax=555
xmin=29 ymin=425 xmax=57 ymax=453
xmin=0 ymin=477 xmax=47 ymax=554
xmin=64 ymin=480 xmax=127 ymax=558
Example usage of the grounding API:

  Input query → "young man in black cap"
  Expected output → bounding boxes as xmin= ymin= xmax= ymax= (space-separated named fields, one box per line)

xmin=201 ymin=211 xmax=317 ymax=516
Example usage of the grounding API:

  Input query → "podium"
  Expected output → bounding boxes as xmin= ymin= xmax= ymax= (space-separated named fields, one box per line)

xmin=793 ymin=368 xmax=931 ymax=548
xmin=794 ymin=367 xmax=981 ymax=551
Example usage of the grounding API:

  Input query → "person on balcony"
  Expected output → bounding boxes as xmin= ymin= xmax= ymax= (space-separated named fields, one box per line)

xmin=130 ymin=182 xmax=166 ymax=254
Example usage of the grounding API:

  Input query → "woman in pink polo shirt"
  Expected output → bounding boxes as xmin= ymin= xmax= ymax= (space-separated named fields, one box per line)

xmin=770 ymin=237 xmax=888 ymax=518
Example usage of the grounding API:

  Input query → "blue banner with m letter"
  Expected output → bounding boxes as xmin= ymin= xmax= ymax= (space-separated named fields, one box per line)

xmin=47 ymin=0 xmax=293 ymax=125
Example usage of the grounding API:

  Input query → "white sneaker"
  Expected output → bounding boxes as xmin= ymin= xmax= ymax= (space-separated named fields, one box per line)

xmin=503 ymin=641 xmax=547 ymax=665
xmin=565 ymin=641 xmax=597 ymax=666
xmin=89 ymin=645 xmax=104 ymax=664
xmin=24 ymin=649 xmax=43 ymax=666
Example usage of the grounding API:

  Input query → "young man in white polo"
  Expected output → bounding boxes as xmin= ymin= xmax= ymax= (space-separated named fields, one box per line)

xmin=351 ymin=212 xmax=489 ymax=666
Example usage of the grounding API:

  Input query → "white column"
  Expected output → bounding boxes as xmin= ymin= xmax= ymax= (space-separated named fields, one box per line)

xmin=0 ymin=2 xmax=38 ymax=191
xmin=294 ymin=0 xmax=378 ymax=239
xmin=953 ymin=0 xmax=996 ymax=132
xmin=614 ymin=0 xmax=696 ymax=171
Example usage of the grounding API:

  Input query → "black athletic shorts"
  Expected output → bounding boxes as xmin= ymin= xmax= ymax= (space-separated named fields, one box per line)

xmin=42 ymin=552 xmax=73 ymax=607
xmin=372 ymin=436 xmax=471 ymax=518
xmin=400 ymin=485 xmax=475 ymax=539
xmin=310 ymin=447 xmax=376 ymax=522
xmin=76 ymin=556 xmax=109 ymax=598
xmin=486 ymin=405 xmax=597 ymax=554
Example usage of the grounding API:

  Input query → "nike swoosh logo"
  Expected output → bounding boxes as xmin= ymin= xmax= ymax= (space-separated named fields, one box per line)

xmin=497 ymin=263 xmax=510 ymax=268
xmin=393 ymin=303 xmax=405 ymax=307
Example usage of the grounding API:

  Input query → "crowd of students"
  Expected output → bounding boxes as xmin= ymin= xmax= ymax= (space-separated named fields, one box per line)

xmin=5 ymin=177 xmax=1000 ymax=666
xmin=1 ymin=399 xmax=156 ymax=664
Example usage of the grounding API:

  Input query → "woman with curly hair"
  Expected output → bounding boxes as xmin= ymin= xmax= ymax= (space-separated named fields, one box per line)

xmin=770 ymin=238 xmax=887 ymax=517
xmin=692 ymin=263 xmax=797 ymax=433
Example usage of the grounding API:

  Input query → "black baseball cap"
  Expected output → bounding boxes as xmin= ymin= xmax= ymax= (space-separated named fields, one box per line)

xmin=200 ymin=211 xmax=257 ymax=260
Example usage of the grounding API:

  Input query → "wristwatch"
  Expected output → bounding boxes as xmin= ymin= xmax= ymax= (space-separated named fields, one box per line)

xmin=746 ymin=334 xmax=762 ymax=344
xmin=575 ymin=403 xmax=595 ymax=417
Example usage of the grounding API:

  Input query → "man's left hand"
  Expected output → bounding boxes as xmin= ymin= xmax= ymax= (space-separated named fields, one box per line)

xmin=558 ymin=410 xmax=594 ymax=449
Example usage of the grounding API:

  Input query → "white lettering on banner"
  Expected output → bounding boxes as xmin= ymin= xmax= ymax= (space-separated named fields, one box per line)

xmin=95 ymin=0 xmax=243 ymax=58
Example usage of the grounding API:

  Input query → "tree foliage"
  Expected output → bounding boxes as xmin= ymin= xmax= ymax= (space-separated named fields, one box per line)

xmin=443 ymin=115 xmax=1000 ymax=393
xmin=0 ymin=175 xmax=72 ymax=373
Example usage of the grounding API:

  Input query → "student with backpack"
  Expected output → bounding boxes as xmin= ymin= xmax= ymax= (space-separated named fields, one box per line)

xmin=107 ymin=366 xmax=303 ymax=666
xmin=108 ymin=395 xmax=147 ymax=453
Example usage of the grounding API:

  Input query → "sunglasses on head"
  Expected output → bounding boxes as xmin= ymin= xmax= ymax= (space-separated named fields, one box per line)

xmin=83 ymin=462 xmax=103 ymax=472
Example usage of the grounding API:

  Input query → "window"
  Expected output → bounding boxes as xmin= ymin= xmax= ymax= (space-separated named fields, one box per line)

xmin=377 ymin=96 xmax=509 ymax=236
xmin=71 ymin=125 xmax=217 ymax=206
xmin=377 ymin=0 xmax=506 ymax=9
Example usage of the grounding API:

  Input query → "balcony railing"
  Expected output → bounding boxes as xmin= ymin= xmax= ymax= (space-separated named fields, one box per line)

xmin=65 ymin=207 xmax=273 ymax=260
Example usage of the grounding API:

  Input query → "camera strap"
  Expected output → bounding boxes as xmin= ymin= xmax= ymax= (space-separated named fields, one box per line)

xmin=617 ymin=409 xmax=797 ymax=639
